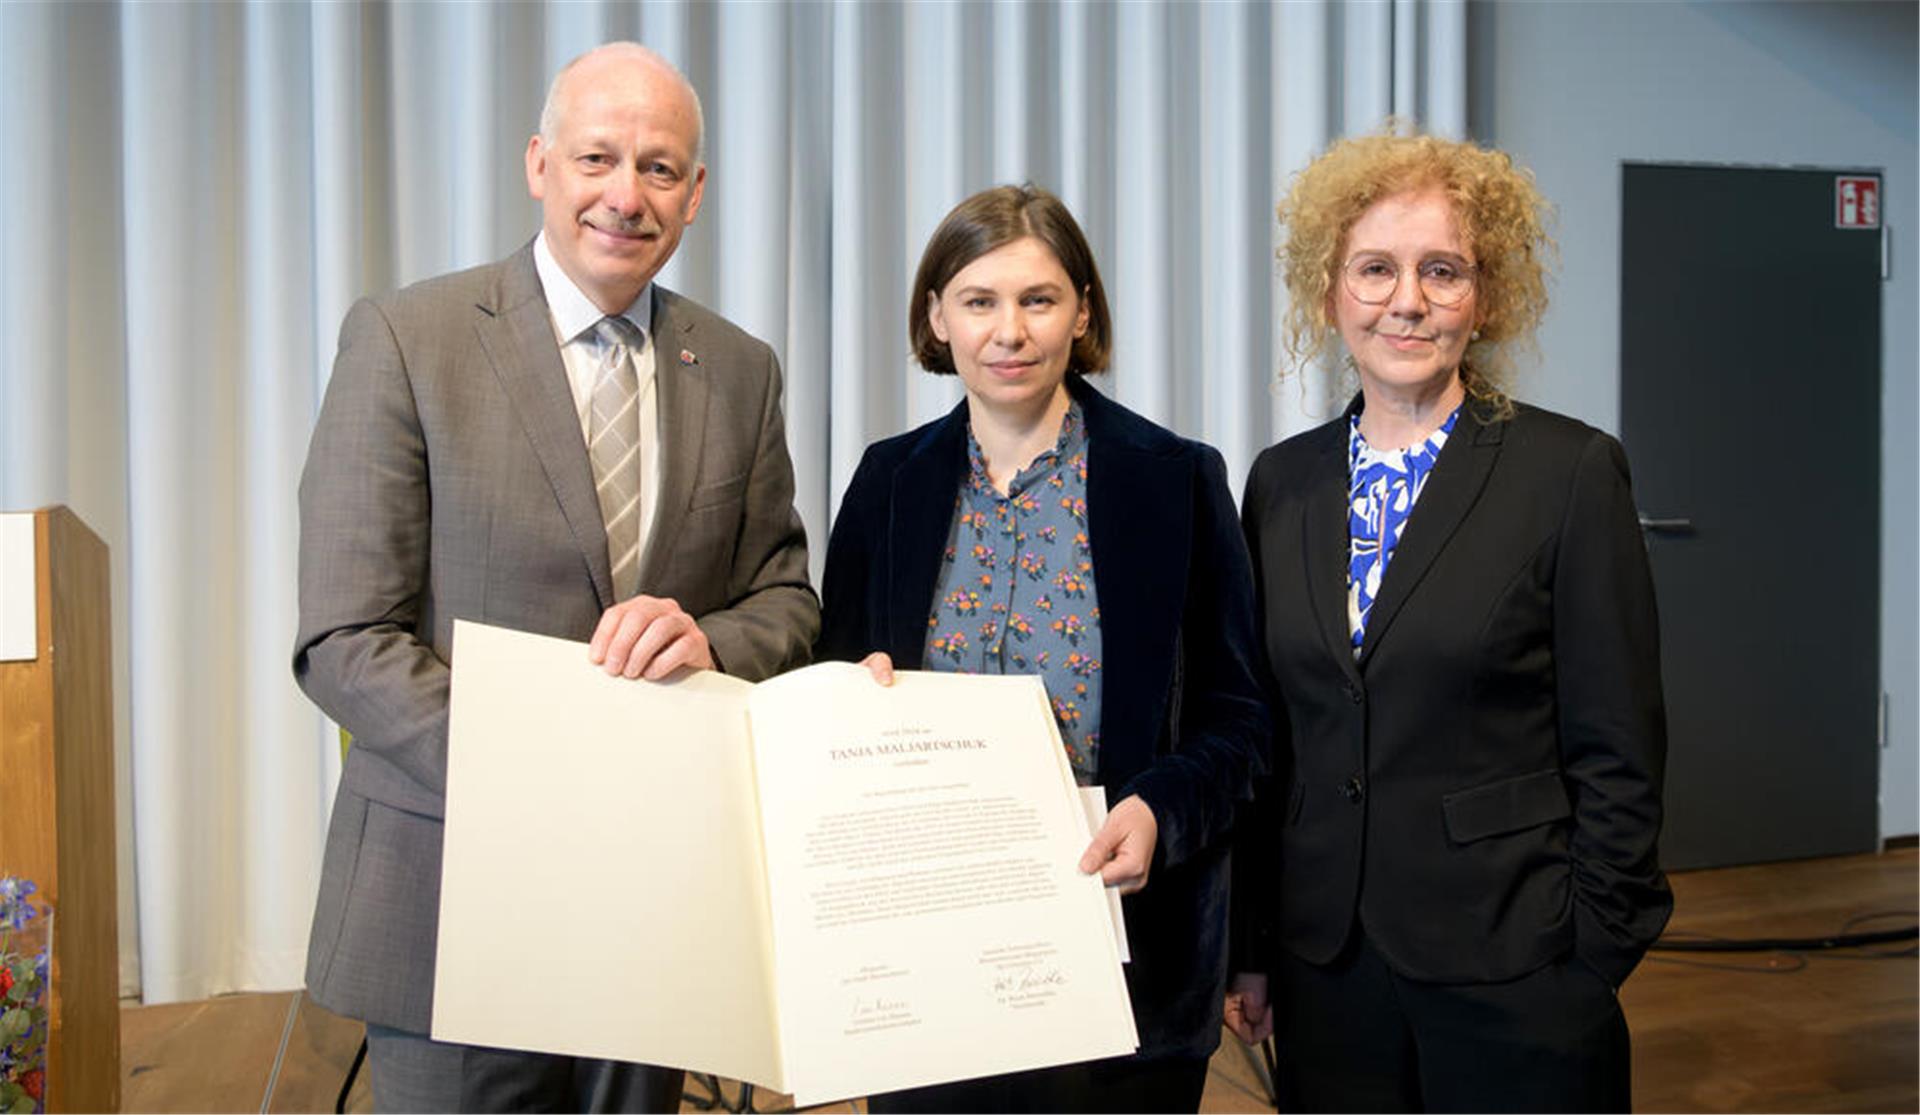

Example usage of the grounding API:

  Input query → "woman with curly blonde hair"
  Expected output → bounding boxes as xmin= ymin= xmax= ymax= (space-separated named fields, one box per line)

xmin=1225 ymin=131 xmax=1671 ymax=1111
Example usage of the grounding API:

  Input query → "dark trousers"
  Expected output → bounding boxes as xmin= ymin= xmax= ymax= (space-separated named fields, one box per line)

xmin=364 ymin=1024 xmax=685 ymax=1113
xmin=867 ymin=1053 xmax=1211 ymax=1114
xmin=1275 ymin=935 xmax=1631 ymax=1113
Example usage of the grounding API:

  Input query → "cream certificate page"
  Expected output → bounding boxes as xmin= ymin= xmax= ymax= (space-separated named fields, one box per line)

xmin=434 ymin=620 xmax=783 ymax=1088
xmin=748 ymin=665 xmax=1137 ymax=1104
xmin=434 ymin=620 xmax=1135 ymax=1105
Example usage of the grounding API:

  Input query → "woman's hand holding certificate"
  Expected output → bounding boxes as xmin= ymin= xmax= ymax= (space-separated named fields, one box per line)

xmin=1077 ymin=795 xmax=1157 ymax=895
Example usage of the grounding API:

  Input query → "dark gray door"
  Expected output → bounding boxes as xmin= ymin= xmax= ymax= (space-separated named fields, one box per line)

xmin=1621 ymin=162 xmax=1881 ymax=871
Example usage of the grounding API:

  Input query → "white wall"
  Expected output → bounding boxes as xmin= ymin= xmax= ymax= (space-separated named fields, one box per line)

xmin=1468 ymin=0 xmax=1918 ymax=839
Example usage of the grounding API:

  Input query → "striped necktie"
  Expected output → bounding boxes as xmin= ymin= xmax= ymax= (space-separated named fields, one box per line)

xmin=590 ymin=316 xmax=645 ymax=599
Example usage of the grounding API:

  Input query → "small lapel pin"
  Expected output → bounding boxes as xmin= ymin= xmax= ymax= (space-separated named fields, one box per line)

xmin=679 ymin=348 xmax=699 ymax=366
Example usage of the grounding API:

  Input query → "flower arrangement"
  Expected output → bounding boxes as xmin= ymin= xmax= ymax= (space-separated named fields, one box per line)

xmin=0 ymin=877 xmax=49 ymax=1114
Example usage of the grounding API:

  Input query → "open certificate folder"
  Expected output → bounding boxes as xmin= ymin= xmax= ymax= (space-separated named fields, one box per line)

xmin=432 ymin=620 xmax=1138 ymax=1105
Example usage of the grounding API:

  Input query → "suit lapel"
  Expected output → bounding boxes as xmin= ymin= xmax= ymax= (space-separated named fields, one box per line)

xmin=1080 ymin=385 xmax=1188 ymax=785
xmin=636 ymin=289 xmax=709 ymax=590
xmin=474 ymin=246 xmax=615 ymax=608
xmin=885 ymin=406 xmax=968 ymax=667
xmin=1301 ymin=428 xmax=1363 ymax=685
xmin=1357 ymin=404 xmax=1506 ymax=664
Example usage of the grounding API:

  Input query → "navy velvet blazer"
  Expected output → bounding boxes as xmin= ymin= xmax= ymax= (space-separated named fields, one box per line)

xmin=1235 ymin=398 xmax=1672 ymax=990
xmin=817 ymin=376 xmax=1269 ymax=1059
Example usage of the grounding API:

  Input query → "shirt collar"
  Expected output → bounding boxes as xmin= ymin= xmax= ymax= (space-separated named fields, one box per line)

xmin=1348 ymin=405 xmax=1461 ymax=468
xmin=534 ymin=230 xmax=652 ymax=346
xmin=966 ymin=400 xmax=1088 ymax=497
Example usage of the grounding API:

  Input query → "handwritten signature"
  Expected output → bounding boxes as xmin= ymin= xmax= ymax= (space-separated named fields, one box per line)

xmin=991 ymin=966 xmax=1067 ymax=994
xmin=850 ymin=996 xmax=909 ymax=1019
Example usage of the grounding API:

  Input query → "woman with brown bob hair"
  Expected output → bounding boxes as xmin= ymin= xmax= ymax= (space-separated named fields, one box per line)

xmin=1225 ymin=130 xmax=1671 ymax=1111
xmin=818 ymin=184 xmax=1267 ymax=1112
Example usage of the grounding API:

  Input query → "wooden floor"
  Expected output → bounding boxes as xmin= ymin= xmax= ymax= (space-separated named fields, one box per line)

xmin=1619 ymin=847 xmax=1918 ymax=1114
xmin=118 ymin=849 xmax=1917 ymax=1113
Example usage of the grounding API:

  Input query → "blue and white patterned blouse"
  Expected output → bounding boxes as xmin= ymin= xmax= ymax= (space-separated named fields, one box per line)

xmin=925 ymin=402 xmax=1104 ymax=784
xmin=1347 ymin=407 xmax=1460 ymax=655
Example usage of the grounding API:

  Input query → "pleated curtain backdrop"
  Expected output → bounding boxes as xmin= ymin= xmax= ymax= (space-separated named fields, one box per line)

xmin=0 ymin=0 xmax=1464 ymax=1004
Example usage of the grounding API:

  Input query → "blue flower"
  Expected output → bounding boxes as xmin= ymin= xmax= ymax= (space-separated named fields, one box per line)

xmin=0 ymin=876 xmax=41 ymax=930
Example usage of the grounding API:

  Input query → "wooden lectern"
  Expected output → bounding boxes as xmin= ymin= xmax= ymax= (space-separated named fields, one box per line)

xmin=0 ymin=507 xmax=120 ymax=1112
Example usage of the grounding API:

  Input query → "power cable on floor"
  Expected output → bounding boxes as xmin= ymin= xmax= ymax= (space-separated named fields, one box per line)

xmin=1644 ymin=951 xmax=1809 ymax=974
xmin=261 ymin=990 xmax=302 ymax=1113
xmin=1644 ymin=909 xmax=1916 ymax=972
xmin=1650 ymin=921 xmax=1915 ymax=953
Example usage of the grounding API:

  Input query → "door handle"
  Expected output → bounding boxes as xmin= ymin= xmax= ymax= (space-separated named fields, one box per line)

xmin=1637 ymin=513 xmax=1695 ymax=534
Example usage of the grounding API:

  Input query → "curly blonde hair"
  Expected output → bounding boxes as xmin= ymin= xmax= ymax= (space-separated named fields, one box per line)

xmin=1278 ymin=127 xmax=1554 ymax=414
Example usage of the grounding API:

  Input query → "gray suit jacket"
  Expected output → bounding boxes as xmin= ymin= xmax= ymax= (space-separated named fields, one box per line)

xmin=294 ymin=243 xmax=819 ymax=1032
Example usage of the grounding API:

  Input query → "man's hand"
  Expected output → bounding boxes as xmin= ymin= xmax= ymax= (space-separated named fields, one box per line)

xmin=1223 ymin=971 xmax=1274 ymax=1044
xmin=588 ymin=595 xmax=715 ymax=679
xmin=858 ymin=651 xmax=895 ymax=686
xmin=1078 ymin=794 xmax=1157 ymax=895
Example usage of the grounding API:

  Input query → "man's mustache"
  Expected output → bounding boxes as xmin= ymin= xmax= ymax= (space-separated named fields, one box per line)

xmin=585 ymin=212 xmax=664 ymax=237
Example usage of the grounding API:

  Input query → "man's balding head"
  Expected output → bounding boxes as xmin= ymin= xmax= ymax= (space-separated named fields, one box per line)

xmin=539 ymin=43 xmax=705 ymax=167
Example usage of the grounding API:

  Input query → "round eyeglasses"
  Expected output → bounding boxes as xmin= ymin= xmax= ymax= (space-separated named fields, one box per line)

xmin=1342 ymin=253 xmax=1477 ymax=308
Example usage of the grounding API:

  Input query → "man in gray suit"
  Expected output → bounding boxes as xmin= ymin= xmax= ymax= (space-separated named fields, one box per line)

xmin=294 ymin=42 xmax=817 ymax=1111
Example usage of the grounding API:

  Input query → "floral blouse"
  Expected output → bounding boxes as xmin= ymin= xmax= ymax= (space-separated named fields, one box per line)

xmin=925 ymin=402 xmax=1104 ymax=784
xmin=1347 ymin=407 xmax=1460 ymax=655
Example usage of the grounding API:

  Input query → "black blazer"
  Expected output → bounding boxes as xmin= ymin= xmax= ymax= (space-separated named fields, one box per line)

xmin=818 ymin=376 xmax=1269 ymax=1058
xmin=1236 ymin=399 xmax=1672 ymax=989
